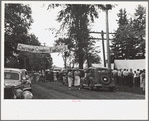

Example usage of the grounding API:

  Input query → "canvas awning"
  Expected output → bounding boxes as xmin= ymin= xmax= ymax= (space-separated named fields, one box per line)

xmin=114 ymin=59 xmax=146 ymax=71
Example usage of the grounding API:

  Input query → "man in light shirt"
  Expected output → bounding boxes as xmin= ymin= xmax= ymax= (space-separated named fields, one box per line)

xmin=118 ymin=69 xmax=123 ymax=86
xmin=123 ymin=69 xmax=128 ymax=86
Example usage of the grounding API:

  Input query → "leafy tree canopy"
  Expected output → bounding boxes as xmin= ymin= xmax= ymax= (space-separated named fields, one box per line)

xmin=110 ymin=5 xmax=146 ymax=61
xmin=5 ymin=4 xmax=53 ymax=70
xmin=48 ymin=4 xmax=113 ymax=68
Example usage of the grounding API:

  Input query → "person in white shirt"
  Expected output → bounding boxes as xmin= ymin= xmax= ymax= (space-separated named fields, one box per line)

xmin=118 ymin=69 xmax=123 ymax=86
xmin=123 ymin=69 xmax=128 ymax=86
xmin=67 ymin=70 xmax=73 ymax=90
xmin=133 ymin=71 xmax=137 ymax=87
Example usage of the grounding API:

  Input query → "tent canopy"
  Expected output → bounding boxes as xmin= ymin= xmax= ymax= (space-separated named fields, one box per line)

xmin=53 ymin=66 xmax=62 ymax=71
xmin=114 ymin=59 xmax=146 ymax=71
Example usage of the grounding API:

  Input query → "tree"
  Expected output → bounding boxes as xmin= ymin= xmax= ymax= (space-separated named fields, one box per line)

xmin=27 ymin=53 xmax=53 ymax=71
xmin=111 ymin=5 xmax=146 ymax=60
xmin=5 ymin=4 xmax=33 ymax=67
xmin=54 ymin=38 xmax=76 ymax=68
xmin=111 ymin=9 xmax=131 ymax=59
xmin=5 ymin=4 xmax=33 ymax=35
xmin=111 ymin=8 xmax=139 ymax=60
xmin=133 ymin=5 xmax=146 ymax=58
xmin=48 ymin=4 xmax=112 ymax=69
xmin=4 ymin=4 xmax=53 ymax=70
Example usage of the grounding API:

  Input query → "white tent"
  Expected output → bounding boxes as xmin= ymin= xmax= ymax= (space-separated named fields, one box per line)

xmin=114 ymin=59 xmax=146 ymax=71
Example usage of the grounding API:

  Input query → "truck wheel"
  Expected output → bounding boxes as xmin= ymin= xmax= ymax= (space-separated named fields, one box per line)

xmin=109 ymin=87 xmax=115 ymax=92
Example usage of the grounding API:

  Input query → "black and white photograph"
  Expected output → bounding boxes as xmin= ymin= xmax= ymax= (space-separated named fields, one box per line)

xmin=1 ymin=1 xmax=148 ymax=120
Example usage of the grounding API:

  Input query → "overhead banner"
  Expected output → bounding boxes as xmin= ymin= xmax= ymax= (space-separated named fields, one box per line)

xmin=17 ymin=43 xmax=68 ymax=53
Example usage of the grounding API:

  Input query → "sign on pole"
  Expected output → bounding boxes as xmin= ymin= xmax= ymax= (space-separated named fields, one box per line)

xmin=17 ymin=43 xmax=68 ymax=53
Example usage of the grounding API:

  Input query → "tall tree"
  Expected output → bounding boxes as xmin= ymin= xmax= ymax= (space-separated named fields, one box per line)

xmin=111 ymin=9 xmax=137 ymax=59
xmin=133 ymin=5 xmax=146 ymax=58
xmin=5 ymin=4 xmax=33 ymax=68
xmin=111 ymin=5 xmax=146 ymax=60
xmin=48 ymin=4 xmax=112 ymax=69
xmin=5 ymin=4 xmax=53 ymax=70
xmin=5 ymin=4 xmax=33 ymax=35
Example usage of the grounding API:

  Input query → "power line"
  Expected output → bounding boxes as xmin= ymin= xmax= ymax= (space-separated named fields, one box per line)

xmin=88 ymin=38 xmax=113 ymax=40
xmin=89 ymin=31 xmax=116 ymax=34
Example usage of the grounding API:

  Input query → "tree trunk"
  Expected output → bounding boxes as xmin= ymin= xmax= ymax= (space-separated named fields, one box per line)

xmin=79 ymin=54 xmax=84 ymax=69
xmin=86 ymin=53 xmax=90 ymax=68
xmin=77 ymin=48 xmax=85 ymax=69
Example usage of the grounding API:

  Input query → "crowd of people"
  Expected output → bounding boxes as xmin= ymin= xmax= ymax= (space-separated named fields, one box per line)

xmin=59 ymin=69 xmax=96 ymax=90
xmin=30 ymin=67 xmax=146 ymax=93
xmin=112 ymin=68 xmax=146 ymax=92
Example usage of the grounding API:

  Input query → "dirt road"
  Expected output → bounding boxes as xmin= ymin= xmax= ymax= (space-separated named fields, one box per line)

xmin=32 ymin=81 xmax=145 ymax=99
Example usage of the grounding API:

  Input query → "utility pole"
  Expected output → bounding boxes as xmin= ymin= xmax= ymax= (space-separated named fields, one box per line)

xmin=101 ymin=30 xmax=106 ymax=67
xmin=64 ymin=52 xmax=67 ymax=68
xmin=106 ymin=9 xmax=111 ymax=69
xmin=89 ymin=31 xmax=114 ymax=68
xmin=24 ymin=57 xmax=26 ymax=69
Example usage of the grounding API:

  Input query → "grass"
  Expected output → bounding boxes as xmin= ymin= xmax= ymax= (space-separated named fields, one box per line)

xmin=117 ymin=86 xmax=145 ymax=95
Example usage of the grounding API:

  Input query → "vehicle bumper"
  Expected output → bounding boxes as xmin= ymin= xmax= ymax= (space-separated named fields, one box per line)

xmin=94 ymin=84 xmax=115 ymax=88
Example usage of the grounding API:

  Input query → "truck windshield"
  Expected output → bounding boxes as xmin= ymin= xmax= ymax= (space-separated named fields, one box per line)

xmin=4 ymin=72 xmax=19 ymax=80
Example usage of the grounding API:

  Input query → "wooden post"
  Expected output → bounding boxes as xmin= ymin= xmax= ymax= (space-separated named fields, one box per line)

xmin=64 ymin=52 xmax=67 ymax=68
xmin=101 ymin=30 xmax=106 ymax=67
xmin=106 ymin=9 xmax=111 ymax=69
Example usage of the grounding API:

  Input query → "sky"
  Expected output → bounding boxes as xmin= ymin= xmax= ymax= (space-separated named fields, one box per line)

xmin=28 ymin=1 xmax=148 ymax=67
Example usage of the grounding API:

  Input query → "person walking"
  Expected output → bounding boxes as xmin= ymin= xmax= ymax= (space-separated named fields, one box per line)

xmin=140 ymin=70 xmax=143 ymax=89
xmin=123 ymin=69 xmax=128 ymax=86
xmin=133 ymin=71 xmax=137 ymax=87
xmin=136 ymin=69 xmax=140 ymax=87
xmin=59 ymin=71 xmax=64 ymax=85
xmin=128 ymin=69 xmax=133 ymax=87
xmin=51 ymin=71 xmax=54 ymax=82
xmin=67 ymin=70 xmax=73 ymax=90
xmin=112 ymin=69 xmax=118 ymax=86
xmin=86 ymin=69 xmax=94 ymax=90
xmin=56 ymin=72 xmax=59 ymax=81
xmin=141 ymin=69 xmax=145 ymax=94
xmin=74 ymin=70 xmax=81 ymax=90
xmin=118 ymin=69 xmax=123 ymax=86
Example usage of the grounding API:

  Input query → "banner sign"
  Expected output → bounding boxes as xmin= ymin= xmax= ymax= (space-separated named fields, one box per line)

xmin=17 ymin=43 xmax=68 ymax=53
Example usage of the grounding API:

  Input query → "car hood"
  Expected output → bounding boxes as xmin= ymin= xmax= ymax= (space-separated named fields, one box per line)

xmin=4 ymin=80 xmax=22 ymax=87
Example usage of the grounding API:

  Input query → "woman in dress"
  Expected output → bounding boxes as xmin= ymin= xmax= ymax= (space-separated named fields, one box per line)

xmin=67 ymin=70 xmax=73 ymax=90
